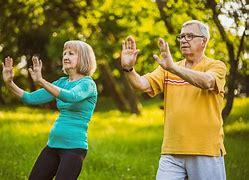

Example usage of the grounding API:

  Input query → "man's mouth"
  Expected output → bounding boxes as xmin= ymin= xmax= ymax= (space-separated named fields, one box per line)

xmin=181 ymin=46 xmax=190 ymax=49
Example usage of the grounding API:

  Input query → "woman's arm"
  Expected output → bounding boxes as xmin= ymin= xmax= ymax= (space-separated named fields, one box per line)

xmin=2 ymin=57 xmax=55 ymax=105
xmin=57 ymin=80 xmax=96 ymax=103
xmin=28 ymin=56 xmax=61 ymax=98
xmin=29 ymin=56 xmax=95 ymax=103
xmin=6 ymin=81 xmax=24 ymax=98
xmin=2 ymin=57 xmax=24 ymax=98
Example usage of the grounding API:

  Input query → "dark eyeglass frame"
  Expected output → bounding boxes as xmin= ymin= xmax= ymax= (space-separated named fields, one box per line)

xmin=176 ymin=33 xmax=206 ymax=42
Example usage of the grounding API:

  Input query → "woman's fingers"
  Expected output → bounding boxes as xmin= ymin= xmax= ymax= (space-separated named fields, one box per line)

xmin=32 ymin=56 xmax=35 ymax=67
xmin=10 ymin=57 xmax=13 ymax=67
xmin=39 ymin=59 xmax=43 ymax=68
xmin=4 ymin=56 xmax=13 ymax=68
xmin=28 ymin=68 xmax=34 ymax=75
xmin=31 ymin=56 xmax=43 ymax=69
xmin=32 ymin=56 xmax=38 ymax=67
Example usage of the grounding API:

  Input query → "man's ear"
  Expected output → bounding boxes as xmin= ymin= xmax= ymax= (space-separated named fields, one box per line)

xmin=202 ymin=38 xmax=207 ymax=47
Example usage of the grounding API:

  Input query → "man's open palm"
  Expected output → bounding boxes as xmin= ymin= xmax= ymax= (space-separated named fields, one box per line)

xmin=121 ymin=36 xmax=139 ymax=69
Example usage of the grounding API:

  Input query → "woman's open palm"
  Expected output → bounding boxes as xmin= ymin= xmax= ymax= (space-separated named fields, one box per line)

xmin=2 ymin=57 xmax=14 ymax=83
xmin=28 ymin=56 xmax=43 ymax=83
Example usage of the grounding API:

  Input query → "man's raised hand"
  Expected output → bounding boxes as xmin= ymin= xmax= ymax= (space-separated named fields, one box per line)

xmin=121 ymin=36 xmax=139 ymax=70
xmin=153 ymin=38 xmax=175 ymax=71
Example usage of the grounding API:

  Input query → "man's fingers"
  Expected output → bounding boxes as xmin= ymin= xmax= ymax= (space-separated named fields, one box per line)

xmin=158 ymin=39 xmax=171 ymax=59
xmin=127 ymin=36 xmax=136 ymax=50
xmin=134 ymin=49 xmax=140 ymax=57
xmin=128 ymin=39 xmax=132 ymax=49
xmin=158 ymin=38 xmax=165 ymax=46
xmin=164 ymin=42 xmax=170 ymax=53
xmin=124 ymin=40 xmax=128 ymax=49
xmin=158 ymin=38 xmax=165 ymax=49
xmin=122 ymin=41 xmax=125 ymax=50
xmin=158 ymin=38 xmax=169 ymax=53
xmin=153 ymin=54 xmax=162 ymax=64
xmin=130 ymin=39 xmax=136 ymax=50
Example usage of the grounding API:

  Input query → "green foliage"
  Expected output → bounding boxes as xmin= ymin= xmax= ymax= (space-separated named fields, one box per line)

xmin=0 ymin=0 xmax=247 ymax=102
xmin=0 ymin=97 xmax=248 ymax=179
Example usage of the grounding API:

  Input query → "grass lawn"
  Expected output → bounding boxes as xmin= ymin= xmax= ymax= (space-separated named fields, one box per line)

xmin=0 ymin=97 xmax=248 ymax=180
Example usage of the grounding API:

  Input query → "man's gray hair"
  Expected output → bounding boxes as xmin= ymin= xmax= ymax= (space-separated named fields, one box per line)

xmin=183 ymin=20 xmax=210 ymax=41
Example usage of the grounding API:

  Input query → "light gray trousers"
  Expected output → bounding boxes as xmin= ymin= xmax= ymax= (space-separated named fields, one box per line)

xmin=156 ymin=155 xmax=226 ymax=180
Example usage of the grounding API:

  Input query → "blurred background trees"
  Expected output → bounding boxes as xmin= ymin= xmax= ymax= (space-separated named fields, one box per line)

xmin=0 ymin=0 xmax=247 ymax=119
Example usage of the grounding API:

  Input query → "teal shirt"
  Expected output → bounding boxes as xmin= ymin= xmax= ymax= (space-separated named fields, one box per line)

xmin=21 ymin=76 xmax=97 ymax=149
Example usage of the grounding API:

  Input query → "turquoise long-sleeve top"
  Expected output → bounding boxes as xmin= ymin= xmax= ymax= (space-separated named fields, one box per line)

xmin=21 ymin=76 xmax=97 ymax=149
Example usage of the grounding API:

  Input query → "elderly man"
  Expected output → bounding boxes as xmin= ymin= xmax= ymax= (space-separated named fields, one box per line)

xmin=121 ymin=20 xmax=227 ymax=180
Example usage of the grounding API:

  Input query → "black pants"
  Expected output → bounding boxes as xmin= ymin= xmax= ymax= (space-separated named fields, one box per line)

xmin=29 ymin=146 xmax=87 ymax=180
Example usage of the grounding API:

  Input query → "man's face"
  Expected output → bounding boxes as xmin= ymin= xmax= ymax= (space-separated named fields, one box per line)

xmin=179 ymin=24 xmax=206 ymax=56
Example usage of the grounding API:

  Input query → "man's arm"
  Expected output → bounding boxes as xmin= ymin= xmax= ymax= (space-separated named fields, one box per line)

xmin=153 ymin=38 xmax=216 ymax=90
xmin=124 ymin=69 xmax=151 ymax=92
xmin=169 ymin=65 xmax=215 ymax=90
xmin=121 ymin=36 xmax=152 ymax=92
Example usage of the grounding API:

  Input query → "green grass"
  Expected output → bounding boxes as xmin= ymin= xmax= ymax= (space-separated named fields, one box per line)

xmin=0 ymin=97 xmax=248 ymax=180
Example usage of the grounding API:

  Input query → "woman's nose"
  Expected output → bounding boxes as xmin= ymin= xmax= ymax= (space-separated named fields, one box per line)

xmin=63 ymin=55 xmax=69 ymax=60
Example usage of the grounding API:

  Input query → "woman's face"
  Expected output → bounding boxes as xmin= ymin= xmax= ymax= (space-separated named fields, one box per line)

xmin=62 ymin=46 xmax=78 ymax=71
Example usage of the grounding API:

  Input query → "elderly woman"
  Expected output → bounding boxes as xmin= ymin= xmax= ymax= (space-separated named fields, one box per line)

xmin=2 ymin=40 xmax=97 ymax=180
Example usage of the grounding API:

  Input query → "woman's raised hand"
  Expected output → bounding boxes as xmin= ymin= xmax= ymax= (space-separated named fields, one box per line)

xmin=2 ymin=56 xmax=14 ymax=84
xmin=28 ymin=56 xmax=43 ymax=84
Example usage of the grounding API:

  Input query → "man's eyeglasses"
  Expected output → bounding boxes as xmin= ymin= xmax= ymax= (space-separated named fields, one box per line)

xmin=176 ymin=33 xmax=206 ymax=42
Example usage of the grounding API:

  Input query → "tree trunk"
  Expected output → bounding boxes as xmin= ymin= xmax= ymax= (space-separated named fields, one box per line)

xmin=99 ymin=62 xmax=130 ymax=112
xmin=155 ymin=0 xmax=175 ymax=34
xmin=0 ymin=91 xmax=5 ymax=105
xmin=222 ymin=28 xmax=246 ymax=118
xmin=205 ymin=0 xmax=240 ymax=120
xmin=114 ymin=61 xmax=141 ymax=114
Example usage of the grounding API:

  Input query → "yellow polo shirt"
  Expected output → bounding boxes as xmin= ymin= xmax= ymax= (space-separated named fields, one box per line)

xmin=144 ymin=56 xmax=227 ymax=156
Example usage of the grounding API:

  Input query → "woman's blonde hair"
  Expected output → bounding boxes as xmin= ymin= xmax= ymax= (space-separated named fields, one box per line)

xmin=63 ymin=40 xmax=96 ymax=76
